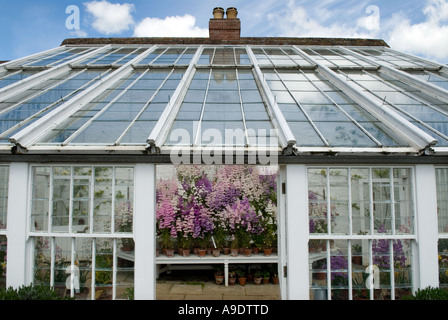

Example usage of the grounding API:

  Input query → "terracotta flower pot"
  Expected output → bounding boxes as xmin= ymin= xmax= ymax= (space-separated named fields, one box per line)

xmin=198 ymin=249 xmax=206 ymax=257
xmin=238 ymin=277 xmax=247 ymax=286
xmin=215 ymin=273 xmax=224 ymax=285
xmin=272 ymin=276 xmax=279 ymax=284
xmin=230 ymin=248 xmax=239 ymax=257
xmin=263 ymin=248 xmax=272 ymax=256
xmin=244 ymin=248 xmax=252 ymax=257
xmin=262 ymin=278 xmax=269 ymax=285
xmin=252 ymin=247 xmax=259 ymax=255
xmin=182 ymin=248 xmax=191 ymax=257
xmin=223 ymin=247 xmax=230 ymax=255
xmin=254 ymin=277 xmax=262 ymax=285
xmin=212 ymin=249 xmax=221 ymax=257
xmin=165 ymin=249 xmax=175 ymax=258
xmin=229 ymin=277 xmax=236 ymax=286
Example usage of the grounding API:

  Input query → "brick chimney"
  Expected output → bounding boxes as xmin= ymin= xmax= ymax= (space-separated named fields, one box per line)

xmin=209 ymin=7 xmax=241 ymax=41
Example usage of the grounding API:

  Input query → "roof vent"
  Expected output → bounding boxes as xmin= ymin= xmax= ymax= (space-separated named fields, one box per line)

xmin=209 ymin=7 xmax=241 ymax=40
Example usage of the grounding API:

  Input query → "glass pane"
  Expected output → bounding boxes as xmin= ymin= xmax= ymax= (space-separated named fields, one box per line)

xmin=94 ymin=238 xmax=113 ymax=300
xmin=0 ymin=166 xmax=8 ymax=229
xmin=31 ymin=167 xmax=50 ymax=232
xmin=329 ymin=241 xmax=349 ymax=300
xmin=393 ymin=168 xmax=414 ymax=234
xmin=372 ymin=239 xmax=392 ymax=300
xmin=436 ymin=169 xmax=448 ymax=233
xmin=309 ymin=239 xmax=328 ymax=300
xmin=439 ymin=239 xmax=448 ymax=289
xmin=0 ymin=235 xmax=6 ymax=289
xmin=308 ymin=168 xmax=329 ymax=234
xmin=72 ymin=167 xmax=92 ymax=232
xmin=351 ymin=239 xmax=369 ymax=300
xmin=394 ymin=238 xmax=412 ymax=299
xmin=53 ymin=237 xmax=72 ymax=296
xmin=52 ymin=167 xmax=71 ymax=233
xmin=114 ymin=167 xmax=134 ymax=234
xmin=116 ymin=243 xmax=134 ymax=299
xmin=372 ymin=169 xmax=392 ymax=234
xmin=93 ymin=167 xmax=113 ymax=233
xmin=330 ymin=169 xmax=349 ymax=235
xmin=350 ymin=169 xmax=371 ymax=235
xmin=33 ymin=237 xmax=51 ymax=287
xmin=75 ymin=238 xmax=93 ymax=300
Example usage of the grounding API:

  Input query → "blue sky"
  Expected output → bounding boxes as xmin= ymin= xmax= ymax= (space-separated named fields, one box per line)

xmin=1 ymin=0 xmax=448 ymax=63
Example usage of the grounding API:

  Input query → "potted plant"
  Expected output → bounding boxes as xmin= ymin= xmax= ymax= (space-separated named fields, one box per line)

xmin=271 ymin=267 xmax=279 ymax=284
xmin=230 ymin=235 xmax=239 ymax=257
xmin=214 ymin=265 xmax=224 ymax=285
xmin=262 ymin=270 xmax=270 ymax=284
xmin=254 ymin=271 xmax=262 ymax=285
xmin=352 ymin=244 xmax=362 ymax=265
xmin=115 ymin=202 xmax=134 ymax=251
xmin=236 ymin=269 xmax=247 ymax=286
xmin=228 ymin=271 xmax=236 ymax=286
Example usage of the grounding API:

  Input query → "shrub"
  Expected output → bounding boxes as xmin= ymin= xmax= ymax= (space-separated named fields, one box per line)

xmin=0 ymin=284 xmax=74 ymax=300
xmin=402 ymin=286 xmax=448 ymax=300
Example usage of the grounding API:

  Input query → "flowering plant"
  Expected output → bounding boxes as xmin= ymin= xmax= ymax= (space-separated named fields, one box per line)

xmin=115 ymin=201 xmax=133 ymax=233
xmin=308 ymin=191 xmax=337 ymax=234
xmin=155 ymin=165 xmax=278 ymax=253
xmin=156 ymin=178 xmax=179 ymax=249
xmin=322 ymin=250 xmax=348 ymax=286
xmin=0 ymin=234 xmax=6 ymax=279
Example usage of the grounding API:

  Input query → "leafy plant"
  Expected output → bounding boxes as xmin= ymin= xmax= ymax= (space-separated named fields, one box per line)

xmin=262 ymin=270 xmax=270 ymax=279
xmin=124 ymin=287 xmax=134 ymax=300
xmin=402 ymin=286 xmax=448 ymax=300
xmin=236 ymin=269 xmax=246 ymax=278
xmin=0 ymin=284 xmax=74 ymax=300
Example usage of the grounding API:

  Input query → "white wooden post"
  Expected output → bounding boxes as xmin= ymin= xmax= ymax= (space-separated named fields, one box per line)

xmin=6 ymin=163 xmax=30 ymax=289
xmin=285 ymin=164 xmax=310 ymax=299
xmin=414 ymin=165 xmax=439 ymax=289
xmin=133 ymin=164 xmax=156 ymax=300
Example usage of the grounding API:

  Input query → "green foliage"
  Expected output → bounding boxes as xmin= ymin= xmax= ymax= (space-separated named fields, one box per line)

xmin=124 ymin=287 xmax=134 ymax=300
xmin=0 ymin=284 xmax=74 ymax=300
xmin=402 ymin=286 xmax=448 ymax=300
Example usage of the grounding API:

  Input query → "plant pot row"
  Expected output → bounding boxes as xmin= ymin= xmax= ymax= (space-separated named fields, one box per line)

xmin=157 ymin=247 xmax=274 ymax=258
xmin=214 ymin=273 xmax=279 ymax=286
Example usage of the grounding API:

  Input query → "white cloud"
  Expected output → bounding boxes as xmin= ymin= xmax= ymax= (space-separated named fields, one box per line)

xmin=266 ymin=0 xmax=377 ymax=38
xmin=84 ymin=1 xmax=135 ymax=35
xmin=133 ymin=15 xmax=208 ymax=37
xmin=356 ymin=5 xmax=381 ymax=32
xmin=264 ymin=0 xmax=448 ymax=62
xmin=70 ymin=29 xmax=88 ymax=38
xmin=386 ymin=0 xmax=448 ymax=61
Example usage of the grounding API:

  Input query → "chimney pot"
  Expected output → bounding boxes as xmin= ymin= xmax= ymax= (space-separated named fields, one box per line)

xmin=209 ymin=7 xmax=240 ymax=40
xmin=226 ymin=7 xmax=238 ymax=19
xmin=213 ymin=7 xmax=225 ymax=19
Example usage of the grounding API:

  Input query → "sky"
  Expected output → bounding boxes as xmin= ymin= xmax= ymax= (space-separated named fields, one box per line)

xmin=1 ymin=0 xmax=448 ymax=64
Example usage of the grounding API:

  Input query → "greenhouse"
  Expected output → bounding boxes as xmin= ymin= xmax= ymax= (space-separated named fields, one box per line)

xmin=0 ymin=7 xmax=448 ymax=300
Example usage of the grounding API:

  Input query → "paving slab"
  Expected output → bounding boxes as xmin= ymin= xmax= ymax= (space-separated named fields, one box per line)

xmin=156 ymin=282 xmax=172 ymax=295
xmin=245 ymin=284 xmax=279 ymax=296
xmin=170 ymin=283 xmax=204 ymax=295
xmin=157 ymin=294 xmax=186 ymax=300
xmin=203 ymin=284 xmax=246 ymax=296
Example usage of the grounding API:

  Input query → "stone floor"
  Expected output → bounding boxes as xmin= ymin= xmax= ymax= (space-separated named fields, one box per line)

xmin=156 ymin=281 xmax=280 ymax=300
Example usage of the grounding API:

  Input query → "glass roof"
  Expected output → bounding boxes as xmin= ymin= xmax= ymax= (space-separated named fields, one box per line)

xmin=1 ymin=44 xmax=447 ymax=153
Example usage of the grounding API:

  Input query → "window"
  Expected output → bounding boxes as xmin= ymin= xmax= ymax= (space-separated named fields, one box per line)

xmin=0 ymin=165 xmax=8 ymax=289
xmin=436 ymin=168 xmax=448 ymax=289
xmin=30 ymin=165 xmax=134 ymax=300
xmin=308 ymin=167 xmax=414 ymax=300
